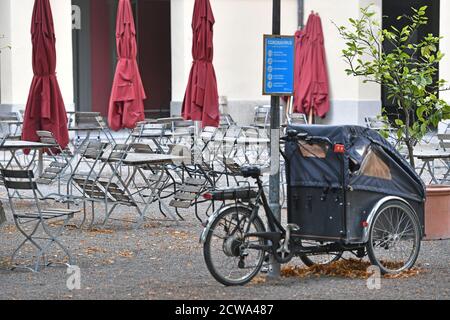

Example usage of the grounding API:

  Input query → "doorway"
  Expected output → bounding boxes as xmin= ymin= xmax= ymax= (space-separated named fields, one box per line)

xmin=135 ymin=0 xmax=172 ymax=118
xmin=382 ymin=0 xmax=440 ymax=119
xmin=72 ymin=0 xmax=172 ymax=118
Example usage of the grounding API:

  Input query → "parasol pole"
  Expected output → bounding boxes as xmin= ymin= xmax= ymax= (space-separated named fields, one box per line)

xmin=268 ymin=0 xmax=281 ymax=280
xmin=193 ymin=120 xmax=202 ymax=166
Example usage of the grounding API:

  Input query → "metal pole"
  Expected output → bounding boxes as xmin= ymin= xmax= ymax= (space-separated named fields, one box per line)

xmin=298 ymin=0 xmax=304 ymax=29
xmin=268 ymin=0 xmax=281 ymax=279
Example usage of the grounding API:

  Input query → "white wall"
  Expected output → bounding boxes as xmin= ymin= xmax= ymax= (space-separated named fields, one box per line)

xmin=172 ymin=0 xmax=298 ymax=102
xmin=0 ymin=0 xmax=12 ymax=104
xmin=440 ymin=0 xmax=450 ymax=104
xmin=171 ymin=0 xmax=381 ymax=125
xmin=1 ymin=0 xmax=73 ymax=110
xmin=304 ymin=0 xmax=382 ymax=125
xmin=171 ymin=0 xmax=297 ymax=124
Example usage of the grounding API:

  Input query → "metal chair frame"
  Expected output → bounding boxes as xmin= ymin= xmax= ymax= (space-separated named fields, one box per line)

xmin=1 ymin=169 xmax=79 ymax=272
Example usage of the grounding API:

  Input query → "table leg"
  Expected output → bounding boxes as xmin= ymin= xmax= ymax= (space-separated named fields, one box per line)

xmin=38 ymin=149 xmax=44 ymax=176
xmin=426 ymin=160 xmax=438 ymax=184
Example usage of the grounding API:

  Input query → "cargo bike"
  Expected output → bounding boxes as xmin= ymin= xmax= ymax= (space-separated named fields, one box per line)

xmin=200 ymin=125 xmax=426 ymax=286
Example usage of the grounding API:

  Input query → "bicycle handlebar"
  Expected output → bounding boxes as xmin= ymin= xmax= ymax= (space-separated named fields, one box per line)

xmin=282 ymin=130 xmax=333 ymax=146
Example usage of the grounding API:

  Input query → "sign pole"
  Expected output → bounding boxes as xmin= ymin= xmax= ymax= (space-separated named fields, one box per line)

xmin=268 ymin=0 xmax=281 ymax=279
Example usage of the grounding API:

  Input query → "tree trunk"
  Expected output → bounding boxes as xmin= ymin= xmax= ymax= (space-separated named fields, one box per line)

xmin=406 ymin=140 xmax=415 ymax=168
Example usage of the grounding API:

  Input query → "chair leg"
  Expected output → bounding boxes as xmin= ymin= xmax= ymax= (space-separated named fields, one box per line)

xmin=39 ymin=215 xmax=75 ymax=269
xmin=89 ymin=201 xmax=96 ymax=229
xmin=11 ymin=217 xmax=49 ymax=272
xmin=11 ymin=217 xmax=43 ymax=271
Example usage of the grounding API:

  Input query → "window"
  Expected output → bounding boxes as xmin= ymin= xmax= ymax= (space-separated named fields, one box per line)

xmin=298 ymin=141 xmax=329 ymax=158
xmin=358 ymin=148 xmax=392 ymax=180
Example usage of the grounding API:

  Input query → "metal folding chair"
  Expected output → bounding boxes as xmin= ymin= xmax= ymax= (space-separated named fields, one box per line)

xmin=287 ymin=112 xmax=308 ymax=125
xmin=1 ymin=169 xmax=80 ymax=272
xmin=89 ymin=144 xmax=141 ymax=226
xmin=168 ymin=145 xmax=216 ymax=223
xmin=0 ymin=111 xmax=27 ymax=168
xmin=131 ymin=121 xmax=170 ymax=153
xmin=219 ymin=113 xmax=236 ymax=130
xmin=66 ymin=140 xmax=109 ymax=216
xmin=35 ymin=131 xmax=74 ymax=200
xmin=0 ymin=111 xmax=22 ymax=140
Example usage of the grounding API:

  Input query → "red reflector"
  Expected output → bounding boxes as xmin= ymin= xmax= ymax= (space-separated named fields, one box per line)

xmin=203 ymin=193 xmax=213 ymax=200
xmin=362 ymin=221 xmax=369 ymax=228
xmin=334 ymin=144 xmax=345 ymax=154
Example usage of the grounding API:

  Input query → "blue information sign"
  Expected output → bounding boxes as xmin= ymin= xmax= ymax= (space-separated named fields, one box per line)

xmin=263 ymin=35 xmax=295 ymax=96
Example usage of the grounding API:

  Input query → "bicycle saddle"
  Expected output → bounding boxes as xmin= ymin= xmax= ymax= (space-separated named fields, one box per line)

xmin=241 ymin=166 xmax=261 ymax=179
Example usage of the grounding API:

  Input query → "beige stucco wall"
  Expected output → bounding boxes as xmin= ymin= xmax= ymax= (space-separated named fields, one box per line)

xmin=0 ymin=0 xmax=74 ymax=111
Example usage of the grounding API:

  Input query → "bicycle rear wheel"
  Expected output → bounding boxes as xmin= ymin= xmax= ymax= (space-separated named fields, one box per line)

xmin=203 ymin=206 xmax=266 ymax=286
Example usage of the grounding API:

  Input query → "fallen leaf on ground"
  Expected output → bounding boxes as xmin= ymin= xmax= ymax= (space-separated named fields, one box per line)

xmin=118 ymin=250 xmax=134 ymax=258
xmin=281 ymin=259 xmax=425 ymax=279
xmin=85 ymin=247 xmax=107 ymax=255
xmin=2 ymin=225 xmax=17 ymax=233
xmin=88 ymin=228 xmax=115 ymax=235
xmin=250 ymin=275 xmax=267 ymax=284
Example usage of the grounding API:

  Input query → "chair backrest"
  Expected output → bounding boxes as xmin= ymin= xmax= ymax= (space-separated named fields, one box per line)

xmin=173 ymin=120 xmax=194 ymax=128
xmin=95 ymin=116 xmax=111 ymax=131
xmin=108 ymin=144 xmax=129 ymax=161
xmin=224 ymin=125 xmax=242 ymax=139
xmin=201 ymin=126 xmax=217 ymax=141
xmin=36 ymin=130 xmax=59 ymax=146
xmin=365 ymin=116 xmax=388 ymax=130
xmin=172 ymin=120 xmax=194 ymax=136
xmin=134 ymin=122 xmax=167 ymax=137
xmin=0 ymin=111 xmax=20 ymax=122
xmin=253 ymin=105 xmax=271 ymax=128
xmin=131 ymin=143 xmax=154 ymax=154
xmin=438 ymin=133 xmax=450 ymax=151
xmin=1 ymin=169 xmax=37 ymax=190
xmin=0 ymin=111 xmax=21 ymax=136
xmin=74 ymin=112 xmax=102 ymax=129
xmin=0 ymin=133 xmax=9 ymax=147
xmin=287 ymin=113 xmax=308 ymax=125
xmin=84 ymin=141 xmax=109 ymax=159
xmin=220 ymin=114 xmax=236 ymax=128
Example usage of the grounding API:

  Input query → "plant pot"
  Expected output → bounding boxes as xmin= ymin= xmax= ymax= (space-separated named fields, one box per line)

xmin=425 ymin=185 xmax=450 ymax=240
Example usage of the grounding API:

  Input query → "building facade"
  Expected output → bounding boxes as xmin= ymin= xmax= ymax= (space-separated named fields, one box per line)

xmin=0 ymin=0 xmax=449 ymax=126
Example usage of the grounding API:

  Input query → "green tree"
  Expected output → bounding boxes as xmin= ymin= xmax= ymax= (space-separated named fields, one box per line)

xmin=337 ymin=5 xmax=450 ymax=167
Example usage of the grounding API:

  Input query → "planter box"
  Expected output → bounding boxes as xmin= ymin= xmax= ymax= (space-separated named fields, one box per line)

xmin=425 ymin=185 xmax=450 ymax=240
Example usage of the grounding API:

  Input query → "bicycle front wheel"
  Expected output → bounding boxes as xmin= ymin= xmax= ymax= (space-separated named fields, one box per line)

xmin=203 ymin=206 xmax=266 ymax=286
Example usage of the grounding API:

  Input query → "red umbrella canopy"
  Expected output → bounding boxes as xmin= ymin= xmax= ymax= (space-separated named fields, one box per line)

xmin=21 ymin=0 xmax=69 ymax=149
xmin=293 ymin=13 xmax=330 ymax=118
xmin=108 ymin=0 xmax=146 ymax=131
xmin=182 ymin=0 xmax=219 ymax=128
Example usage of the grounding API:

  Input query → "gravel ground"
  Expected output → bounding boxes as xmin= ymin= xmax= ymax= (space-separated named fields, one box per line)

xmin=1 ymin=134 xmax=449 ymax=300
xmin=1 ymin=197 xmax=449 ymax=300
